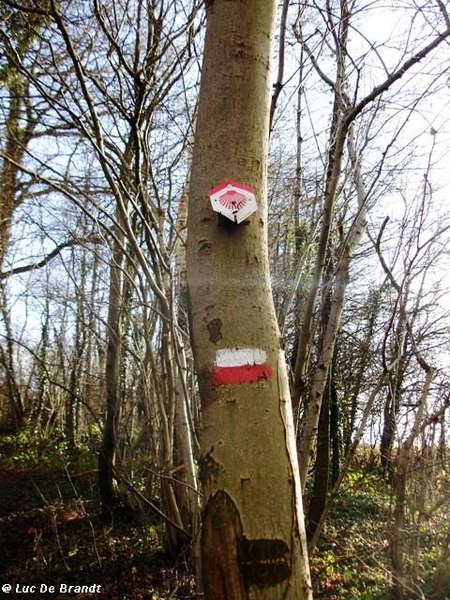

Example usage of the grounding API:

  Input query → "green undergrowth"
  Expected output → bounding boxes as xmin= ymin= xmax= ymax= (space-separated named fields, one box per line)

xmin=0 ymin=426 xmax=99 ymax=473
xmin=310 ymin=467 xmax=450 ymax=600
xmin=310 ymin=471 xmax=390 ymax=599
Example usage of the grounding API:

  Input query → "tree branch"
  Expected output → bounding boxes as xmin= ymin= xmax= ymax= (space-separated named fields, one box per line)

xmin=270 ymin=0 xmax=290 ymax=129
xmin=0 ymin=236 xmax=101 ymax=279
xmin=344 ymin=27 xmax=450 ymax=128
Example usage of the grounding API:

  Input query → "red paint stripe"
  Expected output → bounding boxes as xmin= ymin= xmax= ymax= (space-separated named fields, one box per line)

xmin=212 ymin=363 xmax=273 ymax=386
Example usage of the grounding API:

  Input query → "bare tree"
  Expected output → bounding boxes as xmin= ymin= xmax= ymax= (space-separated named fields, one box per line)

xmin=0 ymin=0 xmax=202 ymax=550
xmin=288 ymin=0 xmax=450 ymax=488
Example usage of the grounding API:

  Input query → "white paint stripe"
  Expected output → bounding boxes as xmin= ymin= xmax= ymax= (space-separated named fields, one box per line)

xmin=215 ymin=348 xmax=267 ymax=368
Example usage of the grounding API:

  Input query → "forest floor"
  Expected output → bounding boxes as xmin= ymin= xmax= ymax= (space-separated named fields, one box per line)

xmin=0 ymin=461 xmax=195 ymax=599
xmin=1 ymin=434 xmax=446 ymax=599
xmin=0 ymin=456 xmax=387 ymax=600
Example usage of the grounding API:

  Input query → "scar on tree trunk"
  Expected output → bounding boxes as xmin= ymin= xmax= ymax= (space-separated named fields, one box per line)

xmin=202 ymin=491 xmax=291 ymax=599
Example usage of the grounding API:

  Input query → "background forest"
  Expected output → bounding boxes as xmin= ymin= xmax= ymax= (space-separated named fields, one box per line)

xmin=1 ymin=1 xmax=450 ymax=598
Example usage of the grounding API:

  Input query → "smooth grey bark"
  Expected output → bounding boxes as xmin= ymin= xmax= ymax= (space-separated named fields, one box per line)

xmin=187 ymin=1 xmax=312 ymax=598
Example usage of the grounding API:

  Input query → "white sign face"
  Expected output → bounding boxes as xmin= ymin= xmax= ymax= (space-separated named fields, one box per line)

xmin=209 ymin=180 xmax=257 ymax=224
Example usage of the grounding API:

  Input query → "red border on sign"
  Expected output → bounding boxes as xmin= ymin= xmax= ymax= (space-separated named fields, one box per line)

xmin=209 ymin=179 xmax=255 ymax=196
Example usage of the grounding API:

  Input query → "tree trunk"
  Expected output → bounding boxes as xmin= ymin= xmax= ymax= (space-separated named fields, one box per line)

xmin=0 ymin=76 xmax=33 ymax=268
xmin=187 ymin=2 xmax=312 ymax=598
xmin=391 ymin=367 xmax=434 ymax=600
xmin=306 ymin=384 xmax=330 ymax=545
xmin=98 ymin=227 xmax=127 ymax=517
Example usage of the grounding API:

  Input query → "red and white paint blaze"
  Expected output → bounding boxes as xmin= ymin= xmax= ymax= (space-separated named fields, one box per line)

xmin=211 ymin=348 xmax=273 ymax=386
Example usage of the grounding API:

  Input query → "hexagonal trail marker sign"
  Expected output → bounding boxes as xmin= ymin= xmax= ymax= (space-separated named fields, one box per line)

xmin=209 ymin=180 xmax=257 ymax=224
